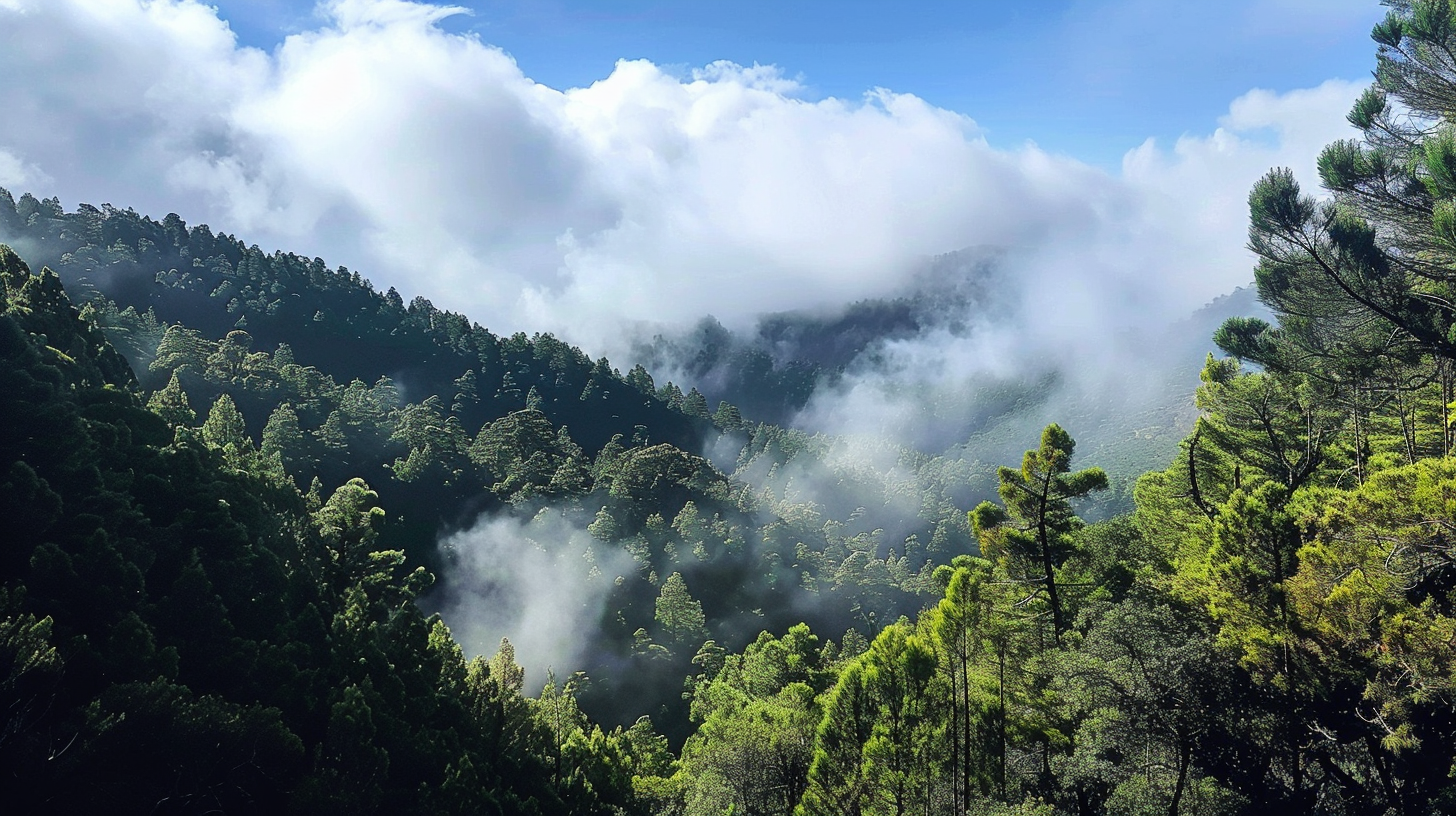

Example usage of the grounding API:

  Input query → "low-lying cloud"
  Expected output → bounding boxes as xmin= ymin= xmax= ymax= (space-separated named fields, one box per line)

xmin=428 ymin=508 xmax=633 ymax=688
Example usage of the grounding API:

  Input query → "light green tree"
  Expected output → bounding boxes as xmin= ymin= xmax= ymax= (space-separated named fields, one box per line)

xmin=655 ymin=572 xmax=707 ymax=644
xmin=147 ymin=370 xmax=196 ymax=427
xmin=971 ymin=424 xmax=1107 ymax=640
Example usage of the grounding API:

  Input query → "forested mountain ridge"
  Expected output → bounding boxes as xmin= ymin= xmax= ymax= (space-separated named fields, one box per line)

xmin=0 ymin=189 xmax=708 ymax=458
xmin=633 ymin=248 xmax=1005 ymax=426
xmin=0 ymin=192 xmax=984 ymax=745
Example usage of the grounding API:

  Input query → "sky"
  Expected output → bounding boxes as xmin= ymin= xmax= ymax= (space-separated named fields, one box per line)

xmin=205 ymin=0 xmax=1383 ymax=165
xmin=0 ymin=0 xmax=1386 ymax=355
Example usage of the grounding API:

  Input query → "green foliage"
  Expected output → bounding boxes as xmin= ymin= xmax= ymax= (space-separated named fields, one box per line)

xmin=0 ymin=253 xmax=647 ymax=814
xmin=471 ymin=408 xmax=570 ymax=498
xmin=801 ymin=621 xmax=937 ymax=816
xmin=151 ymin=322 xmax=211 ymax=376
xmin=262 ymin=401 xmax=310 ymax=480
xmin=1054 ymin=600 xmax=1238 ymax=816
xmin=201 ymin=392 xmax=251 ymax=459
xmin=656 ymin=572 xmax=709 ymax=645
xmin=147 ymin=368 xmax=196 ymax=427
xmin=1195 ymin=355 xmax=1342 ymax=493
xmin=679 ymin=685 xmax=819 ymax=816
xmin=972 ymin=424 xmax=1108 ymax=639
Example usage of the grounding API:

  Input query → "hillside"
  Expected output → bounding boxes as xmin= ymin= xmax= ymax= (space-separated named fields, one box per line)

xmin=0 ymin=195 xmax=985 ymax=742
xmin=0 ymin=188 xmax=1269 ymax=743
xmin=0 ymin=245 xmax=659 ymax=814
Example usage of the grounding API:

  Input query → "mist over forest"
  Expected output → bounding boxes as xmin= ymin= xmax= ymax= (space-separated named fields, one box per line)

xmin=10 ymin=1 xmax=1456 ymax=815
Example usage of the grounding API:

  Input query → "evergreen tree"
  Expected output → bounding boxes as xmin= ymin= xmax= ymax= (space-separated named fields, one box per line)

xmin=683 ymin=388 xmax=711 ymax=418
xmin=150 ymin=322 xmax=211 ymax=376
xmin=147 ymin=369 xmax=196 ymax=427
xmin=201 ymin=393 xmax=250 ymax=454
xmin=261 ymin=402 xmax=310 ymax=480
xmin=626 ymin=364 xmax=655 ymax=394
xmin=451 ymin=368 xmax=479 ymax=415
xmin=206 ymin=329 xmax=254 ymax=383
xmin=1233 ymin=2 xmax=1456 ymax=373
xmin=655 ymin=572 xmax=707 ymax=644
xmin=970 ymin=424 xmax=1107 ymax=640
xmin=713 ymin=401 xmax=746 ymax=433
xmin=1195 ymin=355 xmax=1343 ymax=493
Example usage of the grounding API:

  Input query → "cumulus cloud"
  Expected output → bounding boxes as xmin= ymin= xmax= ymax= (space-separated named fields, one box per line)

xmin=1118 ymin=79 xmax=1363 ymax=309
xmin=0 ymin=0 xmax=1365 ymax=408
xmin=0 ymin=0 xmax=265 ymax=212
xmin=0 ymin=1 xmax=1358 ymax=339
xmin=0 ymin=148 xmax=47 ymax=190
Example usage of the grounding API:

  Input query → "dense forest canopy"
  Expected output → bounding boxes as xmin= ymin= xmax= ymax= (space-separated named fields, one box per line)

xmin=7 ymin=1 xmax=1456 ymax=814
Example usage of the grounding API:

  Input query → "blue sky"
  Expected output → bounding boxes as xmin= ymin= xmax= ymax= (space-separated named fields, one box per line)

xmin=207 ymin=0 xmax=1385 ymax=166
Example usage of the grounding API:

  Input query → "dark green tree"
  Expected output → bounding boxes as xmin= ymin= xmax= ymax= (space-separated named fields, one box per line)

xmin=150 ymin=322 xmax=211 ymax=377
xmin=200 ymin=392 xmax=253 ymax=468
xmin=655 ymin=572 xmax=708 ymax=645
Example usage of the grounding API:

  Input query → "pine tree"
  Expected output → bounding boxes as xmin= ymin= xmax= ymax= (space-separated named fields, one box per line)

xmin=206 ymin=329 xmax=252 ymax=383
xmin=683 ymin=388 xmax=710 ymax=418
xmin=451 ymin=369 xmax=479 ymax=415
xmin=315 ymin=409 xmax=348 ymax=458
xmin=1235 ymin=3 xmax=1456 ymax=372
xmin=654 ymin=572 xmax=707 ymax=644
xmin=200 ymin=393 xmax=250 ymax=453
xmin=658 ymin=381 xmax=685 ymax=410
xmin=713 ymin=401 xmax=745 ymax=433
xmin=625 ymin=364 xmax=655 ymax=394
xmin=147 ymin=370 xmax=196 ymax=427
xmin=149 ymin=323 xmax=210 ymax=376
xmin=970 ymin=424 xmax=1107 ymax=640
xmin=261 ymin=402 xmax=310 ymax=480
xmin=1195 ymin=355 xmax=1342 ymax=493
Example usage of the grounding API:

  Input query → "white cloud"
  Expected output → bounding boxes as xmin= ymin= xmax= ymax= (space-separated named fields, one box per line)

xmin=0 ymin=147 xmax=47 ymax=189
xmin=428 ymin=508 xmax=634 ymax=686
xmin=0 ymin=0 xmax=265 ymax=212
xmin=0 ymin=0 xmax=1364 ymax=365
xmin=794 ymin=79 xmax=1365 ymax=451
xmin=1119 ymin=78 xmax=1363 ymax=312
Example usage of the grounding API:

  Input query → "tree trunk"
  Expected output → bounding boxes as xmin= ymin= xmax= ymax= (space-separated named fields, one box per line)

xmin=1036 ymin=473 xmax=1064 ymax=639
xmin=1168 ymin=739 xmax=1191 ymax=816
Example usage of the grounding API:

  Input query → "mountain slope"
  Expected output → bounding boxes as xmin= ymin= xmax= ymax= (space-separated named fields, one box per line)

xmin=0 ymin=244 xmax=664 ymax=814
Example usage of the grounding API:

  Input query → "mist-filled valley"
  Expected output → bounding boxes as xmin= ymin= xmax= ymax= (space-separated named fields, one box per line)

xmin=0 ymin=194 xmax=1259 ymax=708
xmin=11 ymin=1 xmax=1456 ymax=815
